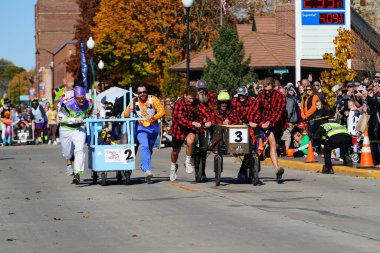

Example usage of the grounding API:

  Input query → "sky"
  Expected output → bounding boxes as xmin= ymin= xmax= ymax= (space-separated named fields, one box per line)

xmin=0 ymin=1 xmax=36 ymax=71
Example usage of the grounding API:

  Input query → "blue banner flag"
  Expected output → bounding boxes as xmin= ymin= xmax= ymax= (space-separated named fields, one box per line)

xmin=80 ymin=40 xmax=88 ymax=90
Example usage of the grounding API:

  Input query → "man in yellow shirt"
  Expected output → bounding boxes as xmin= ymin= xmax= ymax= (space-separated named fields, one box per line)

xmin=124 ymin=83 xmax=165 ymax=181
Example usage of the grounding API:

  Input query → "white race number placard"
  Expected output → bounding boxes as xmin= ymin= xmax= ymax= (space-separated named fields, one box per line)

xmin=104 ymin=146 xmax=135 ymax=163
xmin=229 ymin=128 xmax=248 ymax=144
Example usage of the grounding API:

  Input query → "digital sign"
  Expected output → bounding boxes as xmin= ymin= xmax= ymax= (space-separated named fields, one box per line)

xmin=319 ymin=13 xmax=345 ymax=24
xmin=303 ymin=0 xmax=344 ymax=9
xmin=302 ymin=12 xmax=345 ymax=25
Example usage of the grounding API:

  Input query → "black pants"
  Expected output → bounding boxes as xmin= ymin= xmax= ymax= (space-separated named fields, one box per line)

xmin=324 ymin=133 xmax=351 ymax=167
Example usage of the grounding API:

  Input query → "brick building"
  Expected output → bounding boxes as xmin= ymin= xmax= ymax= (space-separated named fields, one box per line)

xmin=34 ymin=0 xmax=79 ymax=101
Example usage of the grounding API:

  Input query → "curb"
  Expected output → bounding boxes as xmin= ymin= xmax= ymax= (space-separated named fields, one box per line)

xmin=261 ymin=159 xmax=380 ymax=179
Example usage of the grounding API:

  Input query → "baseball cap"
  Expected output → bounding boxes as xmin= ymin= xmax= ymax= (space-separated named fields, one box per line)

xmin=347 ymin=82 xmax=354 ymax=87
xmin=286 ymin=82 xmax=293 ymax=87
xmin=236 ymin=86 xmax=248 ymax=95
xmin=375 ymin=72 xmax=380 ymax=78
xmin=196 ymin=80 xmax=207 ymax=89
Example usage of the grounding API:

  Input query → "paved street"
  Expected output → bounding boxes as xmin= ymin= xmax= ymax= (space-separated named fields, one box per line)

xmin=1 ymin=145 xmax=380 ymax=253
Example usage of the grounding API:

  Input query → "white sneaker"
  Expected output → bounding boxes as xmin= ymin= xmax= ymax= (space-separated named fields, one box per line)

xmin=56 ymin=138 xmax=60 ymax=144
xmin=144 ymin=171 xmax=153 ymax=181
xmin=48 ymin=140 xmax=52 ymax=145
xmin=66 ymin=165 xmax=73 ymax=176
xmin=184 ymin=159 xmax=194 ymax=174
xmin=53 ymin=141 xmax=58 ymax=145
xmin=169 ymin=164 xmax=178 ymax=182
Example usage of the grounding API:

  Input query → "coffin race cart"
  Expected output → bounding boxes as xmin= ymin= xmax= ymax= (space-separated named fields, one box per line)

xmin=204 ymin=125 xmax=267 ymax=186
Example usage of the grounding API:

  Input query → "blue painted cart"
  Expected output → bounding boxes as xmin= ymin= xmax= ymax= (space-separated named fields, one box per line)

xmin=85 ymin=88 xmax=143 ymax=186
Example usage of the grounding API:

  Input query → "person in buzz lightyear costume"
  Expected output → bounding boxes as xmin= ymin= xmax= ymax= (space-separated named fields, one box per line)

xmin=58 ymin=86 xmax=93 ymax=184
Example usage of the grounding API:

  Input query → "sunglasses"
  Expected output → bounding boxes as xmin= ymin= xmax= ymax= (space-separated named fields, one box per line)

xmin=138 ymin=91 xmax=147 ymax=95
xmin=306 ymin=89 xmax=312 ymax=91
xmin=219 ymin=101 xmax=228 ymax=104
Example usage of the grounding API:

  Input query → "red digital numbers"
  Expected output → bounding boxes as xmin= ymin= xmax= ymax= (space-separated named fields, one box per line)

xmin=319 ymin=13 xmax=345 ymax=24
xmin=304 ymin=0 xmax=344 ymax=9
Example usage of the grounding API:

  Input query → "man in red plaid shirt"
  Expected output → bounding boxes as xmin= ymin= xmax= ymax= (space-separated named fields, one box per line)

xmin=170 ymin=86 xmax=212 ymax=182
xmin=231 ymin=86 xmax=256 ymax=124
xmin=248 ymin=77 xmax=288 ymax=180
xmin=196 ymin=80 xmax=217 ymax=113
xmin=211 ymin=92 xmax=238 ymax=125
xmin=231 ymin=86 xmax=257 ymax=182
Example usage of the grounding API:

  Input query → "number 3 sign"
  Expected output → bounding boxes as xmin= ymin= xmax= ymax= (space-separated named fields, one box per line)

xmin=229 ymin=128 xmax=248 ymax=143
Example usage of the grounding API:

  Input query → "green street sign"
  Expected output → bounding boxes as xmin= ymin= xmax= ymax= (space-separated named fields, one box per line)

xmin=274 ymin=69 xmax=289 ymax=74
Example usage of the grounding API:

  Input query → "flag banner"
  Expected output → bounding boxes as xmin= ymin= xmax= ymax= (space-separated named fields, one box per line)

xmin=80 ymin=40 xmax=88 ymax=90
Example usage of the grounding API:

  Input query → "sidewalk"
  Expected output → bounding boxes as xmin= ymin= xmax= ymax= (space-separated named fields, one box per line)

xmin=261 ymin=155 xmax=380 ymax=179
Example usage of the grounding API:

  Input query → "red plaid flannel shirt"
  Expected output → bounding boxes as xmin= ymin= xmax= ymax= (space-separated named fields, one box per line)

xmin=171 ymin=97 xmax=211 ymax=140
xmin=206 ymin=92 xmax=217 ymax=111
xmin=211 ymin=109 xmax=238 ymax=125
xmin=248 ymin=90 xmax=288 ymax=133
xmin=231 ymin=97 xmax=256 ymax=124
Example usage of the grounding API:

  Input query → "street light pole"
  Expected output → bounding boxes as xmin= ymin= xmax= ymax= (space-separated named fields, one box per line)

xmin=87 ymin=37 xmax=95 ymax=91
xmin=182 ymin=0 xmax=194 ymax=88
xmin=98 ymin=60 xmax=104 ymax=91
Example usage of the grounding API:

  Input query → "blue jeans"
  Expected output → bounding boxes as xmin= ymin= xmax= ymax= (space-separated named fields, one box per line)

xmin=136 ymin=123 xmax=159 ymax=172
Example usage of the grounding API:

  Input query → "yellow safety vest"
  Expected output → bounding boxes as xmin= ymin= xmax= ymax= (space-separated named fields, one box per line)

xmin=321 ymin=123 xmax=349 ymax=138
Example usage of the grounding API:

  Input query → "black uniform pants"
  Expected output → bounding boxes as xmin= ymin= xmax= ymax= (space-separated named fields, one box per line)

xmin=324 ymin=133 xmax=352 ymax=167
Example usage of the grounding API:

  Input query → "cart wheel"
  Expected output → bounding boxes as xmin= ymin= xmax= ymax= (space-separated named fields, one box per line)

xmin=195 ymin=151 xmax=204 ymax=183
xmin=124 ymin=171 xmax=132 ymax=185
xmin=251 ymin=155 xmax=261 ymax=186
xmin=192 ymin=149 xmax=202 ymax=183
xmin=92 ymin=171 xmax=98 ymax=184
xmin=214 ymin=154 xmax=222 ymax=186
xmin=116 ymin=171 xmax=123 ymax=183
xmin=245 ymin=155 xmax=252 ymax=184
xmin=351 ymin=153 xmax=359 ymax=163
xmin=101 ymin=172 xmax=107 ymax=186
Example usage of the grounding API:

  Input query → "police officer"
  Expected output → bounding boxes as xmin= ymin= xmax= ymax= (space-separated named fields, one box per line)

xmin=313 ymin=122 xmax=353 ymax=174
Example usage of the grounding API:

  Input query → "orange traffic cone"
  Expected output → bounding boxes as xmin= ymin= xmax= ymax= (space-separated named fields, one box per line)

xmin=257 ymin=138 xmax=264 ymax=156
xmin=359 ymin=131 xmax=375 ymax=168
xmin=305 ymin=141 xmax=317 ymax=163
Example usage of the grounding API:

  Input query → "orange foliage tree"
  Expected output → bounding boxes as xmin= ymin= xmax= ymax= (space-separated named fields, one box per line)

xmin=321 ymin=28 xmax=357 ymax=109
xmin=92 ymin=0 xmax=185 ymax=87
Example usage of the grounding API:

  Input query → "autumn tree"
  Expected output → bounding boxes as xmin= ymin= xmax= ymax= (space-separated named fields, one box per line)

xmin=67 ymin=0 xmax=101 ymax=81
xmin=202 ymin=25 xmax=257 ymax=93
xmin=0 ymin=59 xmax=25 ymax=98
xmin=7 ymin=71 xmax=34 ymax=104
xmin=321 ymin=28 xmax=357 ymax=109
xmin=92 ymin=0 xmax=186 ymax=87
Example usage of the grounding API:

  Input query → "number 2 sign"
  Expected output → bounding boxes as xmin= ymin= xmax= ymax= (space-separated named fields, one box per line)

xmin=229 ymin=128 xmax=248 ymax=144
xmin=104 ymin=145 xmax=135 ymax=163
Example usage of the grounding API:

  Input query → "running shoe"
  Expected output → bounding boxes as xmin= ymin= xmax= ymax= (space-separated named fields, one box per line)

xmin=72 ymin=174 xmax=80 ymax=184
xmin=276 ymin=167 xmax=285 ymax=180
xmin=169 ymin=164 xmax=178 ymax=182
xmin=66 ymin=165 xmax=74 ymax=176
xmin=184 ymin=160 xmax=194 ymax=174
xmin=144 ymin=171 xmax=153 ymax=182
